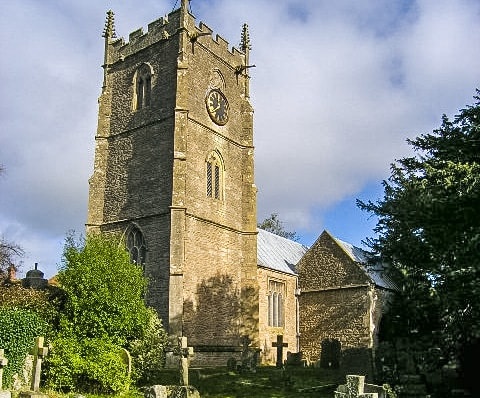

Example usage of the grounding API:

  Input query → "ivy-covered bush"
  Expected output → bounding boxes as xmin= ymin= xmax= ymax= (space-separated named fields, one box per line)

xmin=45 ymin=336 xmax=130 ymax=393
xmin=0 ymin=307 xmax=48 ymax=388
xmin=0 ymin=283 xmax=64 ymax=329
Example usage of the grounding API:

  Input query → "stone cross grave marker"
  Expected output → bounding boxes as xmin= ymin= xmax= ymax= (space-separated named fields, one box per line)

xmin=240 ymin=335 xmax=251 ymax=363
xmin=239 ymin=335 xmax=258 ymax=373
xmin=0 ymin=349 xmax=8 ymax=391
xmin=272 ymin=335 xmax=288 ymax=368
xmin=30 ymin=337 xmax=48 ymax=392
xmin=173 ymin=336 xmax=194 ymax=386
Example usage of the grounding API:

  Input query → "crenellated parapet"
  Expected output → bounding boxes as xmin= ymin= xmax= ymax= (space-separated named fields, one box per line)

xmin=108 ymin=13 xmax=173 ymax=63
xmin=190 ymin=21 xmax=246 ymax=62
xmin=106 ymin=8 xmax=246 ymax=68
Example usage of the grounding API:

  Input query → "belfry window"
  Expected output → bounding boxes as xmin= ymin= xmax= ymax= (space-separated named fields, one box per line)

xmin=126 ymin=226 xmax=146 ymax=267
xmin=268 ymin=280 xmax=285 ymax=327
xmin=206 ymin=151 xmax=224 ymax=200
xmin=133 ymin=63 xmax=152 ymax=111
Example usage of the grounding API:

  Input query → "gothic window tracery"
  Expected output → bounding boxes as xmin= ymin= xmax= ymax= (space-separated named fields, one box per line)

xmin=206 ymin=150 xmax=224 ymax=200
xmin=126 ymin=226 xmax=146 ymax=267
xmin=268 ymin=280 xmax=285 ymax=327
xmin=133 ymin=63 xmax=153 ymax=111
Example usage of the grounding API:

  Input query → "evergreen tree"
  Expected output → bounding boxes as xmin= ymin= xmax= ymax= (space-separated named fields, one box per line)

xmin=358 ymin=91 xmax=480 ymax=391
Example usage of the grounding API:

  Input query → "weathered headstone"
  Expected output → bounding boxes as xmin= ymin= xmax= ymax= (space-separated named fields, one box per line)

xmin=334 ymin=375 xmax=387 ymax=398
xmin=0 ymin=349 xmax=11 ymax=398
xmin=272 ymin=335 xmax=288 ymax=368
xmin=145 ymin=385 xmax=200 ymax=398
xmin=119 ymin=347 xmax=132 ymax=377
xmin=238 ymin=336 xmax=258 ymax=373
xmin=285 ymin=351 xmax=304 ymax=367
xmin=226 ymin=357 xmax=237 ymax=371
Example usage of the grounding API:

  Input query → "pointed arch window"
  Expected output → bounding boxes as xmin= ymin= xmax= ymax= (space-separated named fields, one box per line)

xmin=126 ymin=226 xmax=146 ymax=267
xmin=133 ymin=63 xmax=153 ymax=111
xmin=268 ymin=280 xmax=285 ymax=327
xmin=206 ymin=150 xmax=224 ymax=200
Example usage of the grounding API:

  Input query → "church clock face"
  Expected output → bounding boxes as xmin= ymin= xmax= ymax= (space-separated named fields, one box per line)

xmin=206 ymin=89 xmax=229 ymax=125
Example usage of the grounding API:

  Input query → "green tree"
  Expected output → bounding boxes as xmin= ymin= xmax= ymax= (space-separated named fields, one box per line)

xmin=45 ymin=233 xmax=168 ymax=391
xmin=58 ymin=233 xmax=150 ymax=344
xmin=258 ymin=213 xmax=299 ymax=241
xmin=358 ymin=92 xmax=480 ymax=390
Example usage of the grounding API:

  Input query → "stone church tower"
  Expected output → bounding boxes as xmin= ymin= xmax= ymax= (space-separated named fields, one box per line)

xmin=87 ymin=0 xmax=258 ymax=362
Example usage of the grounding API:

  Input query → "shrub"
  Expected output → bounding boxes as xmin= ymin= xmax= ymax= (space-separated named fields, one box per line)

xmin=128 ymin=308 xmax=168 ymax=385
xmin=0 ymin=307 xmax=48 ymax=388
xmin=45 ymin=336 xmax=130 ymax=393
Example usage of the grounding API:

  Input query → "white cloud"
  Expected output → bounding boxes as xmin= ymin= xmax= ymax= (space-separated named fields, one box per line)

xmin=0 ymin=0 xmax=479 ymax=277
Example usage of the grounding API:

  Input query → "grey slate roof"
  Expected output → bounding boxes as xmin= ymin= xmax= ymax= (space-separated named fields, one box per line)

xmin=257 ymin=228 xmax=309 ymax=275
xmin=334 ymin=236 xmax=398 ymax=290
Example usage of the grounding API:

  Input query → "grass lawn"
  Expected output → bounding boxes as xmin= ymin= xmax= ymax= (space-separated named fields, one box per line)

xmin=33 ymin=366 xmax=343 ymax=398
xmin=184 ymin=366 xmax=341 ymax=397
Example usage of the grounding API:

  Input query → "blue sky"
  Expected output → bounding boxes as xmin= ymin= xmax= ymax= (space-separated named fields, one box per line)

xmin=1 ymin=0 xmax=479 ymax=278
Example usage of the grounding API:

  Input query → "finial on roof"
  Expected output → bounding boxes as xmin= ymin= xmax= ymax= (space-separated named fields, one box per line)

xmin=181 ymin=0 xmax=189 ymax=12
xmin=102 ymin=9 xmax=116 ymax=40
xmin=240 ymin=23 xmax=252 ymax=53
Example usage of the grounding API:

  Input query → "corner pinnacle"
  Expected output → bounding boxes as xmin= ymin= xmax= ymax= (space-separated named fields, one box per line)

xmin=102 ymin=9 xmax=116 ymax=40
xmin=240 ymin=23 xmax=252 ymax=53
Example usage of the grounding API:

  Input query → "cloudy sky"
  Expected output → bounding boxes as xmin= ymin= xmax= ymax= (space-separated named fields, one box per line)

xmin=1 ymin=0 xmax=479 ymax=278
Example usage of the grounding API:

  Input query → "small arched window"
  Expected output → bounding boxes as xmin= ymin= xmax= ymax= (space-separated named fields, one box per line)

xmin=206 ymin=150 xmax=224 ymax=200
xmin=133 ymin=63 xmax=153 ymax=111
xmin=126 ymin=225 xmax=146 ymax=267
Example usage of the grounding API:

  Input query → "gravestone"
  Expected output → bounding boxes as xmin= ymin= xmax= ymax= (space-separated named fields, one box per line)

xmin=145 ymin=385 xmax=200 ymax=398
xmin=272 ymin=335 xmax=288 ymax=368
xmin=173 ymin=337 xmax=194 ymax=386
xmin=119 ymin=347 xmax=132 ymax=377
xmin=285 ymin=351 xmax=305 ymax=367
xmin=226 ymin=357 xmax=237 ymax=371
xmin=19 ymin=337 xmax=48 ymax=398
xmin=0 ymin=349 xmax=11 ymax=398
xmin=334 ymin=375 xmax=387 ymax=398
xmin=145 ymin=336 xmax=200 ymax=398
xmin=238 ymin=336 xmax=258 ymax=373
xmin=320 ymin=338 xmax=341 ymax=368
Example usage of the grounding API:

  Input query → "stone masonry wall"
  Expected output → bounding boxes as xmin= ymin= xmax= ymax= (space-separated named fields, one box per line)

xmin=87 ymin=12 xmax=181 ymax=327
xmin=174 ymin=7 xmax=258 ymax=353
xmin=257 ymin=267 xmax=298 ymax=365
xmin=299 ymin=287 xmax=371 ymax=361
xmin=297 ymin=231 xmax=382 ymax=377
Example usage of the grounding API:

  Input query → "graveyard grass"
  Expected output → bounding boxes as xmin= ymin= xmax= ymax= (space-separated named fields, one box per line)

xmin=193 ymin=366 xmax=340 ymax=397
xmin=37 ymin=366 xmax=341 ymax=398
